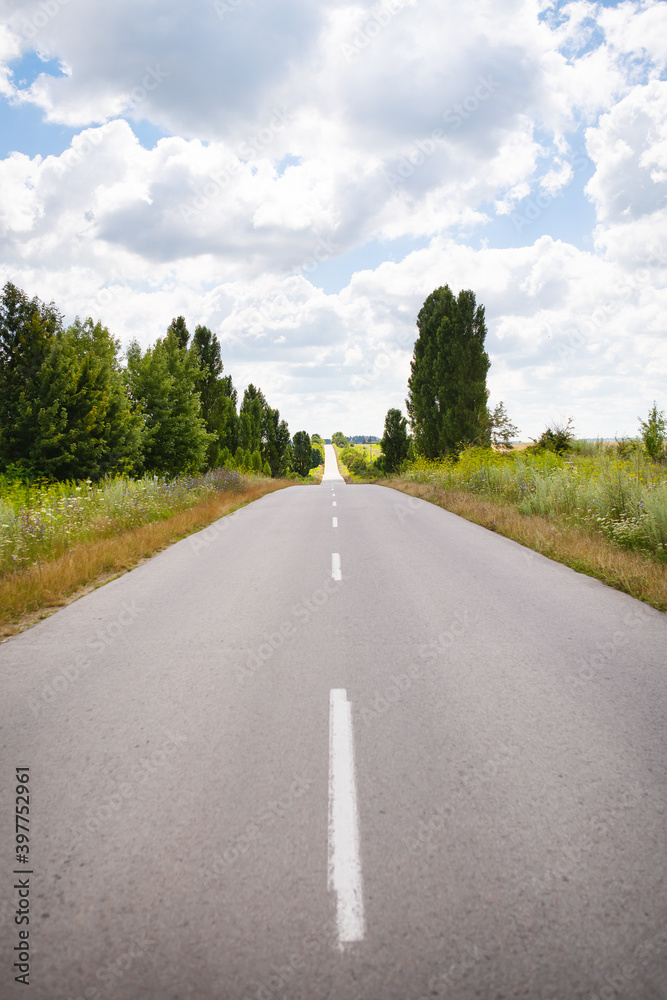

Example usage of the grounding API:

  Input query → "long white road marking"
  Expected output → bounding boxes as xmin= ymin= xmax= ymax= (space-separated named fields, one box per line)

xmin=332 ymin=517 xmax=338 ymax=528
xmin=332 ymin=553 xmax=342 ymax=581
xmin=328 ymin=689 xmax=365 ymax=947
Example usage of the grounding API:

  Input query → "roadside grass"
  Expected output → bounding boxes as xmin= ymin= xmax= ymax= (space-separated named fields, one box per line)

xmin=0 ymin=473 xmax=291 ymax=638
xmin=308 ymin=463 xmax=324 ymax=484
xmin=332 ymin=444 xmax=354 ymax=482
xmin=377 ymin=445 xmax=667 ymax=611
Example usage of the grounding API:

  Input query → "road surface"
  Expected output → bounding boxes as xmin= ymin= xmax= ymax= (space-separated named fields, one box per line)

xmin=1 ymin=443 xmax=666 ymax=999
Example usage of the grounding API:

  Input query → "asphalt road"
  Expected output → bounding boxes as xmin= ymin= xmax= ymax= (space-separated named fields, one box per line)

xmin=1 ymin=444 xmax=667 ymax=999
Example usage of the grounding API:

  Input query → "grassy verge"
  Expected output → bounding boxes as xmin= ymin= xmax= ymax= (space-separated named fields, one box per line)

xmin=378 ymin=477 xmax=667 ymax=612
xmin=0 ymin=478 xmax=290 ymax=638
xmin=332 ymin=444 xmax=354 ymax=482
xmin=308 ymin=463 xmax=324 ymax=484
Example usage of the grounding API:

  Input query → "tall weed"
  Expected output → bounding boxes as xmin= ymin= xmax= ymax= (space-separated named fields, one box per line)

xmin=404 ymin=448 xmax=667 ymax=560
xmin=0 ymin=468 xmax=245 ymax=575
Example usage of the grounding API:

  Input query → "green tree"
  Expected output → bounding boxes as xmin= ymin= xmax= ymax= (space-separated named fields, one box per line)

xmin=0 ymin=285 xmax=140 ymax=479
xmin=529 ymin=417 xmax=575 ymax=455
xmin=190 ymin=324 xmax=238 ymax=466
xmin=125 ymin=330 xmax=213 ymax=476
xmin=487 ymin=400 xmax=520 ymax=451
xmin=292 ymin=431 xmax=312 ymax=477
xmin=380 ymin=407 xmax=410 ymax=472
xmin=168 ymin=315 xmax=190 ymax=351
xmin=0 ymin=282 xmax=62 ymax=471
xmin=406 ymin=285 xmax=490 ymax=458
xmin=239 ymin=384 xmax=264 ymax=454
xmin=261 ymin=404 xmax=291 ymax=477
xmin=332 ymin=431 xmax=348 ymax=448
xmin=26 ymin=318 xmax=142 ymax=480
xmin=639 ymin=402 xmax=666 ymax=461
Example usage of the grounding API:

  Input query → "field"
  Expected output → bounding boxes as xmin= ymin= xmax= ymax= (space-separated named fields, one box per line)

xmin=0 ymin=470 xmax=290 ymax=637
xmin=381 ymin=442 xmax=667 ymax=610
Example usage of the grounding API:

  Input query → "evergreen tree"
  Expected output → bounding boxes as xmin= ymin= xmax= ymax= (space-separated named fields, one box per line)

xmin=27 ymin=318 xmax=142 ymax=480
xmin=239 ymin=384 xmax=264 ymax=454
xmin=125 ymin=330 xmax=212 ymax=476
xmin=380 ymin=408 xmax=410 ymax=472
xmin=0 ymin=285 xmax=140 ymax=479
xmin=190 ymin=324 xmax=238 ymax=466
xmin=261 ymin=403 xmax=290 ymax=477
xmin=407 ymin=285 xmax=490 ymax=458
xmin=0 ymin=282 xmax=62 ymax=471
xmin=292 ymin=431 xmax=312 ymax=477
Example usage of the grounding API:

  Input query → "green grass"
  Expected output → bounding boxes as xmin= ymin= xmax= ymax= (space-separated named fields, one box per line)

xmin=0 ymin=472 xmax=290 ymax=637
xmin=402 ymin=445 xmax=667 ymax=560
xmin=0 ymin=468 xmax=249 ymax=576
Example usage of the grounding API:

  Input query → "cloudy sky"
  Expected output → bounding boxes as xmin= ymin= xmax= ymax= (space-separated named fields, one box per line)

xmin=0 ymin=0 xmax=666 ymax=439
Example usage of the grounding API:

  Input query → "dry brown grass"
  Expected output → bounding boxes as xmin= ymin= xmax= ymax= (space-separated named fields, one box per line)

xmin=379 ymin=478 xmax=667 ymax=613
xmin=0 ymin=479 xmax=291 ymax=639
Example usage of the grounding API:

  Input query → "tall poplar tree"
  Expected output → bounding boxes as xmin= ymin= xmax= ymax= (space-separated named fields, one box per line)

xmin=291 ymin=431 xmax=311 ymax=477
xmin=191 ymin=324 xmax=238 ymax=465
xmin=406 ymin=285 xmax=490 ymax=458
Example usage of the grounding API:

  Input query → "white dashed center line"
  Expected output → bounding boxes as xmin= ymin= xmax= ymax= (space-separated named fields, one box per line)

xmin=332 ymin=553 xmax=342 ymax=581
xmin=328 ymin=688 xmax=365 ymax=948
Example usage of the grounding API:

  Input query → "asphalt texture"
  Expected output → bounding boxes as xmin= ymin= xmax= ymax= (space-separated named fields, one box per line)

xmin=1 ymin=443 xmax=666 ymax=999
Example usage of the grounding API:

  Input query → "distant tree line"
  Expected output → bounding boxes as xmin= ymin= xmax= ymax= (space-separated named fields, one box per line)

xmin=0 ymin=282 xmax=298 ymax=481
